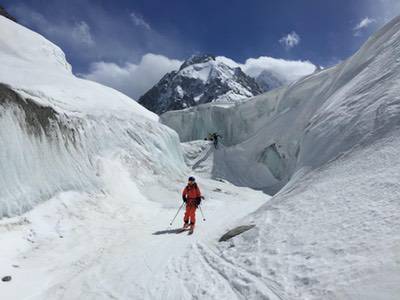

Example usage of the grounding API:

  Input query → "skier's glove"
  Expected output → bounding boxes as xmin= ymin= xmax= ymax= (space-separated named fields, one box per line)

xmin=195 ymin=197 xmax=201 ymax=207
xmin=182 ymin=195 xmax=187 ymax=203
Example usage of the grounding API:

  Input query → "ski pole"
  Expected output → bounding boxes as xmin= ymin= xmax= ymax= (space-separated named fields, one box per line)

xmin=170 ymin=202 xmax=185 ymax=226
xmin=199 ymin=205 xmax=206 ymax=221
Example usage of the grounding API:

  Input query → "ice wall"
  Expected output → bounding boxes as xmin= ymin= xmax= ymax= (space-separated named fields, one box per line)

xmin=161 ymin=16 xmax=400 ymax=193
xmin=0 ymin=16 xmax=187 ymax=218
xmin=0 ymin=85 xmax=184 ymax=218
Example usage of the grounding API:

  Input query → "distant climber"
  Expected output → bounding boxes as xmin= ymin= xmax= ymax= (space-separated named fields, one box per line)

xmin=212 ymin=132 xmax=222 ymax=149
xmin=181 ymin=176 xmax=202 ymax=234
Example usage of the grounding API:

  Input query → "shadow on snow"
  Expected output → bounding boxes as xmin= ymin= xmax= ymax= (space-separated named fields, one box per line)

xmin=152 ymin=228 xmax=187 ymax=235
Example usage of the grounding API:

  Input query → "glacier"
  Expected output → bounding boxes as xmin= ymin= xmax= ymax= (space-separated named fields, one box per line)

xmin=161 ymin=15 xmax=400 ymax=194
xmin=1 ymin=10 xmax=400 ymax=300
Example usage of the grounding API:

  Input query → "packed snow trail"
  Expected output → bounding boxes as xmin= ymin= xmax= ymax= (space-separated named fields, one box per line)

xmin=0 ymin=155 xmax=270 ymax=299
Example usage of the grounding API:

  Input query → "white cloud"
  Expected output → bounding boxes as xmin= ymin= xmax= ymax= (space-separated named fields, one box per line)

xmin=353 ymin=17 xmax=376 ymax=36
xmin=10 ymin=4 xmax=184 ymax=66
xmin=71 ymin=21 xmax=95 ymax=46
xmin=83 ymin=54 xmax=316 ymax=100
xmin=242 ymin=56 xmax=315 ymax=82
xmin=217 ymin=56 xmax=316 ymax=83
xmin=130 ymin=12 xmax=151 ymax=30
xmin=12 ymin=6 xmax=95 ymax=48
xmin=279 ymin=31 xmax=300 ymax=50
xmin=354 ymin=17 xmax=376 ymax=31
xmin=82 ymin=53 xmax=182 ymax=99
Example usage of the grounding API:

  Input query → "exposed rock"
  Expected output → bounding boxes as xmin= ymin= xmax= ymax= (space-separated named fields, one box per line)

xmin=0 ymin=83 xmax=58 ymax=137
xmin=2 ymin=275 xmax=12 ymax=282
xmin=219 ymin=225 xmax=255 ymax=242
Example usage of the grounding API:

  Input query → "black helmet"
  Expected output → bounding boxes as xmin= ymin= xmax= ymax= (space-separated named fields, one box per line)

xmin=188 ymin=176 xmax=195 ymax=182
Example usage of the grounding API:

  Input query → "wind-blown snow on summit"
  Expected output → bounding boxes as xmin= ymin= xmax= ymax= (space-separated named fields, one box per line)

xmin=138 ymin=54 xmax=264 ymax=114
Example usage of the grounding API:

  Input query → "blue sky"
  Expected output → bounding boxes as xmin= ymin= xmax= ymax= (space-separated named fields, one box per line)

xmin=3 ymin=0 xmax=400 ymax=98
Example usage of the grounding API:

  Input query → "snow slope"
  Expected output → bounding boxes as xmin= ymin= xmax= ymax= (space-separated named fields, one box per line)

xmin=0 ymin=15 xmax=183 ymax=218
xmin=177 ymin=134 xmax=400 ymax=299
xmin=161 ymin=15 xmax=400 ymax=194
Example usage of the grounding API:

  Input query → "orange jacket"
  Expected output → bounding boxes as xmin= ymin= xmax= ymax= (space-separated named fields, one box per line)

xmin=182 ymin=183 xmax=201 ymax=200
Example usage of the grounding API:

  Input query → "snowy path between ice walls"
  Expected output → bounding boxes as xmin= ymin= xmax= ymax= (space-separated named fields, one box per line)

xmin=0 ymin=154 xmax=270 ymax=300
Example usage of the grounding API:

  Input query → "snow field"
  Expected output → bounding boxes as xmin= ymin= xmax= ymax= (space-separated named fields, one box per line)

xmin=0 ymin=149 xmax=269 ymax=299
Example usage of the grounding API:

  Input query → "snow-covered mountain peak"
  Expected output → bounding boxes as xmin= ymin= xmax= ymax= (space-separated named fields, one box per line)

xmin=179 ymin=54 xmax=216 ymax=70
xmin=138 ymin=54 xmax=264 ymax=114
xmin=179 ymin=55 xmax=244 ymax=84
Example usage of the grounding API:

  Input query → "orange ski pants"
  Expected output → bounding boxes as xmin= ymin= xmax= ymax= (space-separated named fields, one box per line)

xmin=184 ymin=199 xmax=197 ymax=228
